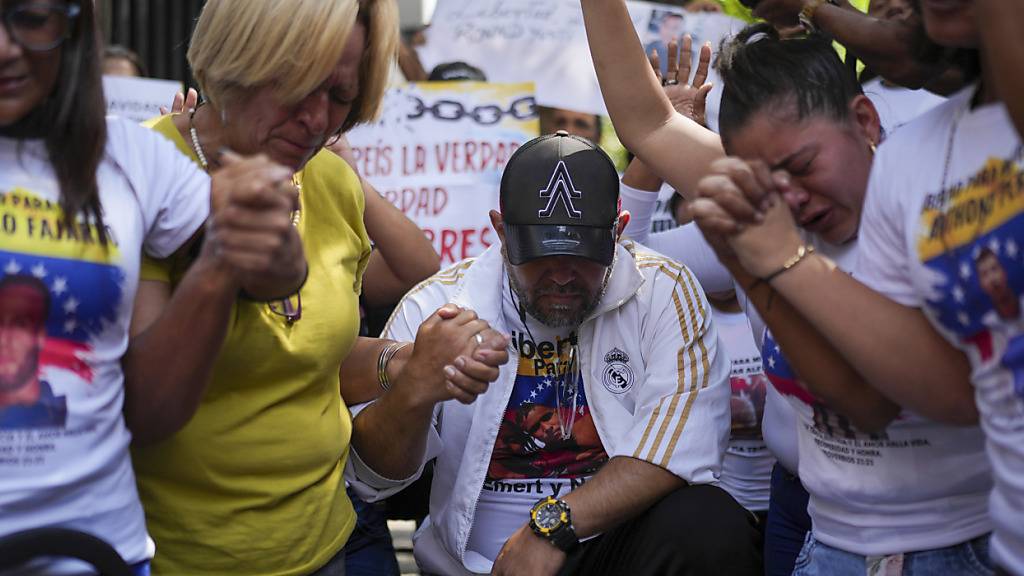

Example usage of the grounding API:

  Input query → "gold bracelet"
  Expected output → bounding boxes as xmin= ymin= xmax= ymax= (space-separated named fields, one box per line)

xmin=761 ymin=244 xmax=816 ymax=284
xmin=377 ymin=342 xmax=411 ymax=392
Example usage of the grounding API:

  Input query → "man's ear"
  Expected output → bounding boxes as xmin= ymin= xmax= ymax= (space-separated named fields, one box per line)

xmin=489 ymin=210 xmax=506 ymax=245
xmin=615 ymin=210 xmax=630 ymax=240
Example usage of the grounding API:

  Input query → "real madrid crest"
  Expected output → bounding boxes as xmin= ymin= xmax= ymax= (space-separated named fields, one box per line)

xmin=602 ymin=347 xmax=634 ymax=394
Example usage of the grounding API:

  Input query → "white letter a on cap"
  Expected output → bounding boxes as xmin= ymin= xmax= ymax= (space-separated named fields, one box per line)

xmin=538 ymin=161 xmax=583 ymax=219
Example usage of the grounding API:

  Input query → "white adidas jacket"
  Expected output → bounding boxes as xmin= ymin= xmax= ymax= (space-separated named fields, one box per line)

xmin=347 ymin=241 xmax=730 ymax=575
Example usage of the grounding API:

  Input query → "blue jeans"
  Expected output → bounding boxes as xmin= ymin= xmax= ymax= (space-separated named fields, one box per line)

xmin=343 ymin=488 xmax=399 ymax=576
xmin=793 ymin=533 xmax=994 ymax=576
xmin=764 ymin=465 xmax=811 ymax=576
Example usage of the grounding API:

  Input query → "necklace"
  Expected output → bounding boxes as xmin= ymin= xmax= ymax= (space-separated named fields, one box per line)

xmin=506 ymin=279 xmax=582 ymax=441
xmin=188 ymin=107 xmax=210 ymax=171
xmin=553 ymin=336 xmax=581 ymax=441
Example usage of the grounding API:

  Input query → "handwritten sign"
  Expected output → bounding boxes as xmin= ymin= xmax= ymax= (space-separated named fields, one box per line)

xmin=346 ymin=82 xmax=539 ymax=265
xmin=417 ymin=0 xmax=744 ymax=128
xmin=103 ymin=76 xmax=181 ymax=124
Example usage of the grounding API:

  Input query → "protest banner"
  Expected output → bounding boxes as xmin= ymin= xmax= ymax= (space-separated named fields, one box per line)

xmin=416 ymin=0 xmax=744 ymax=128
xmin=103 ymin=76 xmax=182 ymax=124
xmin=346 ymin=82 xmax=539 ymax=266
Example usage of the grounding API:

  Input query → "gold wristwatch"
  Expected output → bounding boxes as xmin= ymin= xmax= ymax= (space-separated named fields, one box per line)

xmin=799 ymin=0 xmax=838 ymax=33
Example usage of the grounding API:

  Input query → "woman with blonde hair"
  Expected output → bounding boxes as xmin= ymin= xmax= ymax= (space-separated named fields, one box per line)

xmin=130 ymin=1 xmax=508 ymax=574
xmin=0 ymin=0 xmax=307 ymax=573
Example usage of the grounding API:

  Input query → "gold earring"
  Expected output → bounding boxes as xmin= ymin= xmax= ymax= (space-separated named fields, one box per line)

xmin=868 ymin=140 xmax=877 ymax=155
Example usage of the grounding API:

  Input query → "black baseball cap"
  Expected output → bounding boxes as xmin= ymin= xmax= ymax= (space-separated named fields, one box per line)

xmin=500 ymin=131 xmax=620 ymax=266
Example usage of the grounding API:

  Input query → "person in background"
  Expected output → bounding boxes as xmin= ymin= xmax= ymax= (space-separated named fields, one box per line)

xmin=101 ymin=44 xmax=145 ymax=77
xmin=538 ymin=106 xmax=602 ymax=145
xmin=750 ymin=0 xmax=956 ymax=90
xmin=129 ymin=1 xmax=507 ymax=575
xmin=0 ymin=0 xmax=307 ymax=572
xmin=645 ymin=10 xmax=686 ymax=77
xmin=428 ymin=61 xmax=487 ymax=82
xmin=977 ymin=0 xmax=1024 ymax=137
xmin=859 ymin=0 xmax=945 ymax=134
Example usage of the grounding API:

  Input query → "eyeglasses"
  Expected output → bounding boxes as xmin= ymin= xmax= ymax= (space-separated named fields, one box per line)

xmin=2 ymin=2 xmax=81 ymax=52
xmin=268 ymin=292 xmax=302 ymax=323
xmin=267 ymin=176 xmax=303 ymax=323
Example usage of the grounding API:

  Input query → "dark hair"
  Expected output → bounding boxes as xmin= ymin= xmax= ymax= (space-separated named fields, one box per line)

xmin=9 ymin=1 xmax=108 ymax=243
xmin=428 ymin=61 xmax=488 ymax=82
xmin=716 ymin=24 xmax=863 ymax=146
xmin=103 ymin=44 xmax=147 ymax=77
xmin=0 ymin=274 xmax=52 ymax=326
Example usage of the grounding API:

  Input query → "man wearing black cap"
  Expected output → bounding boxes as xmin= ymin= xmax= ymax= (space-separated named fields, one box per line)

xmin=349 ymin=133 xmax=762 ymax=575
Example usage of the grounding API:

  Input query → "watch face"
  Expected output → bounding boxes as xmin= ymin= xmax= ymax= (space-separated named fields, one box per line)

xmin=535 ymin=503 xmax=564 ymax=530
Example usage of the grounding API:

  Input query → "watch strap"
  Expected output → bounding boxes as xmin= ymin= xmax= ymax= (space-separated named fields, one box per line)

xmin=547 ymin=521 xmax=580 ymax=552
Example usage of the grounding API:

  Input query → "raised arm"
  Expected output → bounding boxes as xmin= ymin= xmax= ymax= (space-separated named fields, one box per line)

xmin=978 ymin=0 xmax=1024 ymax=136
xmin=753 ymin=0 xmax=949 ymax=89
xmin=579 ymin=0 xmax=723 ymax=195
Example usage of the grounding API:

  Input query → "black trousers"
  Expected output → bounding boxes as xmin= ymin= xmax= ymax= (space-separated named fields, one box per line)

xmin=557 ymin=484 xmax=763 ymax=576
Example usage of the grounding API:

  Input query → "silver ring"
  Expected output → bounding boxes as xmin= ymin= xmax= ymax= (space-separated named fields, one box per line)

xmin=474 ymin=332 xmax=485 ymax=346
xmin=664 ymin=78 xmax=680 ymax=86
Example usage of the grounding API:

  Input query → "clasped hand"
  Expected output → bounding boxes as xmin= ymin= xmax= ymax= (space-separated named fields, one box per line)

xmin=204 ymin=152 xmax=306 ymax=296
xmin=691 ymin=157 xmax=805 ymax=278
xmin=403 ymin=305 xmax=510 ymax=406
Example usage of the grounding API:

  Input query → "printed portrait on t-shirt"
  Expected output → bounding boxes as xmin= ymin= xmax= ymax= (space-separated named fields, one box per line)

xmin=762 ymin=331 xmax=888 ymax=441
xmin=0 ymin=275 xmax=66 ymax=429
xmin=728 ymin=353 xmax=768 ymax=440
xmin=0 ymin=189 xmax=125 ymax=435
xmin=488 ymin=331 xmax=608 ymax=480
xmin=916 ymin=152 xmax=1024 ymax=401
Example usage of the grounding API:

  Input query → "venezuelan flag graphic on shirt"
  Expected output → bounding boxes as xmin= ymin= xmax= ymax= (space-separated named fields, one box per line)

xmin=917 ymin=155 xmax=1024 ymax=351
xmin=488 ymin=331 xmax=608 ymax=480
xmin=916 ymin=152 xmax=1024 ymax=400
xmin=0 ymin=189 xmax=124 ymax=430
xmin=762 ymin=331 xmax=817 ymax=407
xmin=763 ymin=331 xmax=884 ymax=440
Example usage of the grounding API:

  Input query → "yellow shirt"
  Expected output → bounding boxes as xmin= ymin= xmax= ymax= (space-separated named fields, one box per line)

xmin=133 ymin=116 xmax=370 ymax=575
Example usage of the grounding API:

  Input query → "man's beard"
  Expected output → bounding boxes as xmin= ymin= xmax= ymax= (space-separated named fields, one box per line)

xmin=508 ymin=267 xmax=604 ymax=329
xmin=0 ymin=353 xmax=40 ymax=393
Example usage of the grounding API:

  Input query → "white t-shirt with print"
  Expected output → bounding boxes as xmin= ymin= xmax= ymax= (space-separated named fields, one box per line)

xmin=621 ymin=182 xmax=800 ymax=474
xmin=856 ymin=86 xmax=1024 ymax=573
xmin=0 ymin=117 xmax=210 ymax=571
xmin=465 ymin=281 xmax=609 ymax=563
xmin=714 ymin=307 xmax=774 ymax=513
xmin=765 ymin=233 xmax=993 ymax=556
